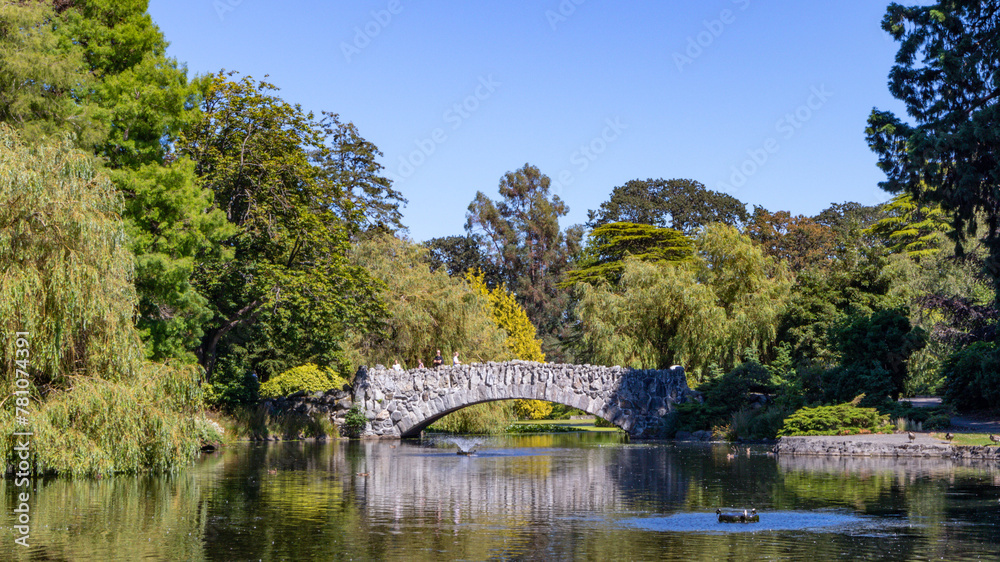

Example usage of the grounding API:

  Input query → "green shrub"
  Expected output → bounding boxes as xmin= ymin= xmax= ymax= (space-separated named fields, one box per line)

xmin=941 ymin=342 xmax=1000 ymax=411
xmin=343 ymin=405 xmax=367 ymax=438
xmin=924 ymin=414 xmax=951 ymax=430
xmin=778 ymin=400 xmax=893 ymax=436
xmin=428 ymin=402 xmax=516 ymax=434
xmin=259 ymin=364 xmax=348 ymax=399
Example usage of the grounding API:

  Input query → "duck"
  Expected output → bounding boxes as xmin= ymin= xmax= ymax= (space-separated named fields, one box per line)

xmin=907 ymin=431 xmax=916 ymax=441
xmin=990 ymin=434 xmax=1000 ymax=444
xmin=945 ymin=432 xmax=954 ymax=440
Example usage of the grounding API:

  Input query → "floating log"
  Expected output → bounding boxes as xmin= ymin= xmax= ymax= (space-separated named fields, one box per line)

xmin=717 ymin=508 xmax=758 ymax=523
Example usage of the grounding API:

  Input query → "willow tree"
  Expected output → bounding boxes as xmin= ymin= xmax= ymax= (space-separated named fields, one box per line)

xmin=347 ymin=234 xmax=511 ymax=370
xmin=573 ymin=224 xmax=791 ymax=383
xmin=0 ymin=127 xmax=206 ymax=475
xmin=0 ymin=126 xmax=141 ymax=387
xmin=349 ymin=235 xmax=516 ymax=433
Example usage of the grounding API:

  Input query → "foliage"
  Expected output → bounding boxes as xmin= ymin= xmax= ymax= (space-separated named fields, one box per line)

xmin=0 ymin=2 xmax=106 ymax=148
xmin=0 ymin=126 xmax=142 ymax=387
xmin=940 ymin=341 xmax=1000 ymax=411
xmin=573 ymin=225 xmax=791 ymax=382
xmin=513 ymin=400 xmax=554 ymax=420
xmin=312 ymin=111 xmax=406 ymax=233
xmin=778 ymin=401 xmax=893 ymax=437
xmin=120 ymin=158 xmax=235 ymax=362
xmin=466 ymin=270 xmax=550 ymax=418
xmin=563 ymin=221 xmax=695 ymax=286
xmin=466 ymin=270 xmax=545 ymax=362
xmin=428 ymin=402 xmax=516 ymax=434
xmin=586 ymin=177 xmax=748 ymax=234
xmin=343 ymin=406 xmax=367 ymax=438
xmin=465 ymin=163 xmax=583 ymax=359
xmin=746 ymin=206 xmax=836 ymax=270
xmin=776 ymin=246 xmax=902 ymax=367
xmin=424 ymin=234 xmax=502 ymax=286
xmin=864 ymin=194 xmax=951 ymax=258
xmin=180 ymin=72 xmax=385 ymax=385
xmin=0 ymin=363 xmax=206 ymax=476
xmin=573 ymin=258 xmax=723 ymax=380
xmin=347 ymin=234 xmax=510 ymax=369
xmin=866 ymin=0 xmax=1000 ymax=301
xmin=822 ymin=308 xmax=927 ymax=405
xmin=674 ymin=353 xmax=786 ymax=438
xmin=55 ymin=0 xmax=206 ymax=169
xmin=258 ymin=364 xmax=348 ymax=399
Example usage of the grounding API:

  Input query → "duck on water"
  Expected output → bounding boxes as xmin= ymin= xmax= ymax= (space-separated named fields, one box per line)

xmin=717 ymin=508 xmax=758 ymax=523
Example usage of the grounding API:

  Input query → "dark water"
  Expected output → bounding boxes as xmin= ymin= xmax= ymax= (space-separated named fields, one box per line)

xmin=3 ymin=433 xmax=1000 ymax=561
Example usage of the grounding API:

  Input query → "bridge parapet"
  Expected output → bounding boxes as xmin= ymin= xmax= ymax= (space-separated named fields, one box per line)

xmin=352 ymin=360 xmax=697 ymax=438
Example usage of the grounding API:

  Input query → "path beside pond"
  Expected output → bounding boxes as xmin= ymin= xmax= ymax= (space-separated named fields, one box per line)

xmin=904 ymin=396 xmax=1000 ymax=434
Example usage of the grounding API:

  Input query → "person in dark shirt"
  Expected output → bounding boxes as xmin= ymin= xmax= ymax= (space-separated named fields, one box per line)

xmin=432 ymin=349 xmax=443 ymax=368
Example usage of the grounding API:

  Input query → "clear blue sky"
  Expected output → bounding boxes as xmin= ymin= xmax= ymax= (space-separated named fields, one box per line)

xmin=148 ymin=0 xmax=925 ymax=242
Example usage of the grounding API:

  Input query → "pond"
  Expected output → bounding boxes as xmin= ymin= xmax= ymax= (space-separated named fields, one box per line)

xmin=3 ymin=433 xmax=1000 ymax=560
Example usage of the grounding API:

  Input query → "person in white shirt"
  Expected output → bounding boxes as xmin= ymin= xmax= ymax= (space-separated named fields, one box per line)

xmin=452 ymin=351 xmax=461 ymax=365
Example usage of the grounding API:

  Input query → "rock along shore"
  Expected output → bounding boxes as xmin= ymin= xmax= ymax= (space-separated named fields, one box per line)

xmin=775 ymin=433 xmax=1000 ymax=461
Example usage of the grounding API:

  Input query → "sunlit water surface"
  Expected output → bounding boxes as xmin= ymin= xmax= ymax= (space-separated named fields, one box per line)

xmin=3 ymin=433 xmax=1000 ymax=560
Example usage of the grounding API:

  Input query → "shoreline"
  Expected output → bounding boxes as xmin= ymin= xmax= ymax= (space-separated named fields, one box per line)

xmin=775 ymin=433 xmax=1000 ymax=460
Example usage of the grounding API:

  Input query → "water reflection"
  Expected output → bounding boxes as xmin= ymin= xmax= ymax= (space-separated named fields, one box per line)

xmin=2 ymin=436 xmax=999 ymax=561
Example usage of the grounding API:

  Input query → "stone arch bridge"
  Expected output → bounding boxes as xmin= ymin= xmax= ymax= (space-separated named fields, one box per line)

xmin=352 ymin=360 xmax=697 ymax=439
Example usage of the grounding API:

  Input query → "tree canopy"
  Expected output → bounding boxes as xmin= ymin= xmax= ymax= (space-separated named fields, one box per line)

xmin=180 ymin=73 xmax=385 ymax=383
xmin=586 ymin=178 xmax=748 ymax=234
xmin=866 ymin=0 xmax=1000 ymax=297
xmin=563 ymin=221 xmax=695 ymax=286
xmin=466 ymin=163 xmax=582 ymax=358
xmin=572 ymin=224 xmax=791 ymax=382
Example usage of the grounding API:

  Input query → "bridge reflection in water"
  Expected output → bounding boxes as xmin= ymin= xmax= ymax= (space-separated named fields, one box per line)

xmin=5 ymin=436 xmax=1000 ymax=560
xmin=348 ymin=435 xmax=692 ymax=525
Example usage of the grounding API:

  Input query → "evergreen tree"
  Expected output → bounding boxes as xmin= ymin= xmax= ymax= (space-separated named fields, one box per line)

xmin=866 ymin=0 xmax=1000 ymax=298
xmin=466 ymin=163 xmax=582 ymax=359
xmin=564 ymin=221 xmax=694 ymax=286
xmin=586 ymin=178 xmax=748 ymax=234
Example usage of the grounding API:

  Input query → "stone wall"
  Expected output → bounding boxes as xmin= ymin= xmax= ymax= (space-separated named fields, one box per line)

xmin=352 ymin=360 xmax=697 ymax=438
xmin=776 ymin=435 xmax=1000 ymax=460
xmin=258 ymin=387 xmax=355 ymax=437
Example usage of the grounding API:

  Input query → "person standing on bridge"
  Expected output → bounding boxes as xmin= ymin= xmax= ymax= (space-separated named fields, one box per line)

xmin=453 ymin=351 xmax=461 ymax=365
xmin=433 ymin=350 xmax=443 ymax=368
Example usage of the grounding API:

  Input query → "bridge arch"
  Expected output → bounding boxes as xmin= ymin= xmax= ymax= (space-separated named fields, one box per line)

xmin=352 ymin=361 xmax=696 ymax=438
